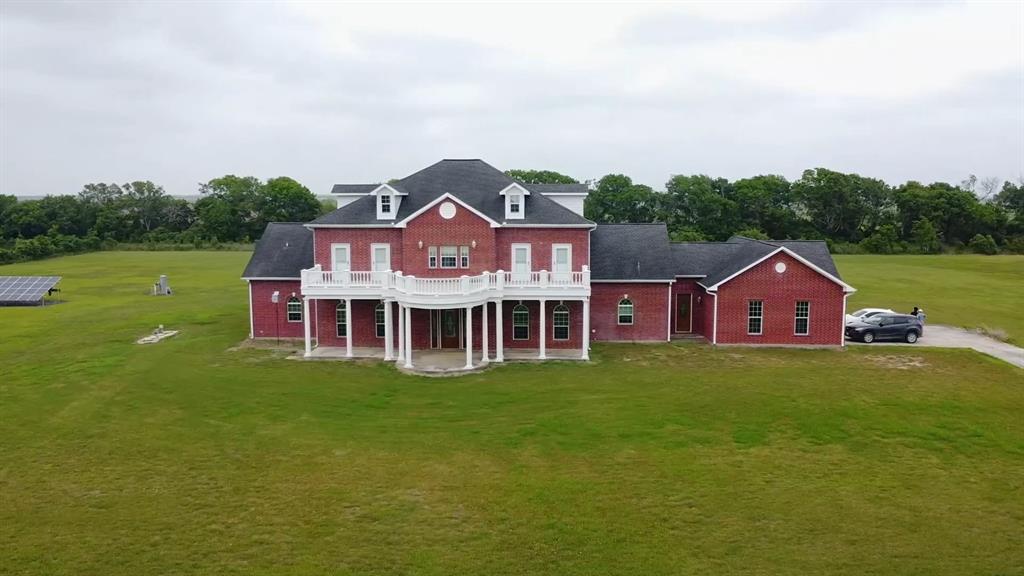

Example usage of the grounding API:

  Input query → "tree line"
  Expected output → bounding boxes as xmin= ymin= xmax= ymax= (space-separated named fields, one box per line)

xmin=0 ymin=176 xmax=328 ymax=263
xmin=515 ymin=168 xmax=1023 ymax=255
xmin=2 ymin=167 xmax=1022 ymax=264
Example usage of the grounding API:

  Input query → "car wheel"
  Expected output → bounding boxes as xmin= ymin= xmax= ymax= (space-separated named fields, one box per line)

xmin=862 ymin=332 xmax=875 ymax=343
xmin=906 ymin=331 xmax=918 ymax=344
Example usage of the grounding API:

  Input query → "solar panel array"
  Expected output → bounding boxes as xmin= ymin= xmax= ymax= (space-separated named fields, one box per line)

xmin=0 ymin=276 xmax=61 ymax=304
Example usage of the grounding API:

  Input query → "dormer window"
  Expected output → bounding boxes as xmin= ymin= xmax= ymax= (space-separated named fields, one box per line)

xmin=499 ymin=183 xmax=530 ymax=220
xmin=372 ymin=183 xmax=405 ymax=220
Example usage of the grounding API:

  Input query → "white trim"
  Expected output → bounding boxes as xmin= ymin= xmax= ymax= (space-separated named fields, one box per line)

xmin=591 ymin=279 xmax=673 ymax=284
xmin=552 ymin=303 xmax=570 ymax=341
xmin=395 ymin=193 xmax=500 ymax=228
xmin=666 ymin=285 xmax=672 ymax=341
xmin=551 ymin=243 xmax=572 ymax=279
xmin=512 ymin=303 xmax=530 ymax=340
xmin=711 ymin=292 xmax=719 ymax=345
xmin=369 ymin=183 xmax=408 ymax=196
xmin=500 ymin=223 xmax=596 ymax=228
xmin=331 ymin=243 xmax=351 ymax=272
xmin=370 ymin=243 xmax=392 ymax=271
xmin=306 ymin=224 xmax=396 ymax=229
xmin=703 ymin=246 xmax=856 ymax=293
xmin=747 ymin=300 xmax=763 ymax=336
xmin=286 ymin=296 xmax=303 ymax=323
xmin=794 ymin=300 xmax=810 ymax=336
xmin=617 ymin=298 xmax=634 ymax=325
xmin=538 ymin=191 xmax=590 ymax=196
xmin=841 ymin=293 xmax=850 ymax=347
xmin=511 ymin=243 xmax=532 ymax=279
xmin=247 ymin=281 xmax=254 ymax=338
xmin=497 ymin=183 xmax=532 ymax=196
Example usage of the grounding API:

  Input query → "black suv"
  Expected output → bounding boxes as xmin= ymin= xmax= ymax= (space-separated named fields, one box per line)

xmin=845 ymin=313 xmax=924 ymax=344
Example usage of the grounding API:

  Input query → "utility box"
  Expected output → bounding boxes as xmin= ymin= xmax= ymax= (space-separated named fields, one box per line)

xmin=153 ymin=275 xmax=172 ymax=296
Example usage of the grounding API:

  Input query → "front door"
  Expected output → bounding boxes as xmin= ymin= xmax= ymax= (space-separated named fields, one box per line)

xmin=432 ymin=309 xmax=463 ymax=348
xmin=511 ymin=244 xmax=531 ymax=282
xmin=371 ymin=244 xmax=390 ymax=284
xmin=675 ymin=293 xmax=692 ymax=333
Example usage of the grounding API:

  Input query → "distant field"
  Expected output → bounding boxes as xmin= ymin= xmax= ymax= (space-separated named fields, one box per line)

xmin=837 ymin=255 xmax=1024 ymax=345
xmin=1 ymin=252 xmax=1022 ymax=575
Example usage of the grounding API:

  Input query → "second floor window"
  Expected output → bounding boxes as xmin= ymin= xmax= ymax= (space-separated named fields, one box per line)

xmin=509 ymin=194 xmax=521 ymax=214
xmin=380 ymin=195 xmax=391 ymax=214
xmin=428 ymin=246 xmax=437 ymax=269
xmin=440 ymin=246 xmax=457 ymax=268
xmin=460 ymin=246 xmax=470 ymax=268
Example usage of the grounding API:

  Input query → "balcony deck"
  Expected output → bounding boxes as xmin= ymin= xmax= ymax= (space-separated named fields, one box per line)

xmin=300 ymin=266 xmax=590 ymax=305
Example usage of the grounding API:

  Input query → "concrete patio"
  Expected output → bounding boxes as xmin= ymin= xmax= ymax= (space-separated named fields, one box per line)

xmin=306 ymin=346 xmax=585 ymax=374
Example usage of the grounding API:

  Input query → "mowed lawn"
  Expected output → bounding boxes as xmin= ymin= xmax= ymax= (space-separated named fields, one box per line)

xmin=1 ymin=252 xmax=1023 ymax=576
xmin=837 ymin=254 xmax=1024 ymax=345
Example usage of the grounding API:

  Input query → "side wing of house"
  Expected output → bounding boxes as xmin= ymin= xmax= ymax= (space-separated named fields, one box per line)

xmin=241 ymin=222 xmax=314 ymax=339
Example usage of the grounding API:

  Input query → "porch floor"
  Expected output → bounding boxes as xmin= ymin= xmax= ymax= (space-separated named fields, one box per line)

xmin=306 ymin=346 xmax=585 ymax=374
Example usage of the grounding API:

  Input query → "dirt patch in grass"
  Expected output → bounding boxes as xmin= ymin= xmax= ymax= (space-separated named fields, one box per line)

xmin=871 ymin=355 xmax=930 ymax=370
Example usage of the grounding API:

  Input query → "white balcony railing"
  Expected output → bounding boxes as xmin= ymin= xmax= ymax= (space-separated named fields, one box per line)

xmin=300 ymin=266 xmax=590 ymax=300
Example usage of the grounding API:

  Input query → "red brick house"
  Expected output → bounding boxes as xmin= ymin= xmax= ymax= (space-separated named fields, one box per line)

xmin=242 ymin=159 xmax=855 ymax=369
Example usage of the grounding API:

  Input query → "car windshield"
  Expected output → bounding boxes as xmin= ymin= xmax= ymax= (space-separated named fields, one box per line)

xmin=863 ymin=316 xmax=884 ymax=325
xmin=852 ymin=309 xmax=870 ymax=317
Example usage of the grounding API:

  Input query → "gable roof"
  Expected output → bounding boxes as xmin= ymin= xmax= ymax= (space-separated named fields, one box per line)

xmin=241 ymin=222 xmax=313 ymax=279
xmin=311 ymin=160 xmax=594 ymax=227
xmin=671 ymin=236 xmax=850 ymax=292
xmin=590 ymin=224 xmax=676 ymax=281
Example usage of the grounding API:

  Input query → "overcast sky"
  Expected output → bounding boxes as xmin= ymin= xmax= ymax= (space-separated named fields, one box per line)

xmin=1 ymin=1 xmax=1022 ymax=197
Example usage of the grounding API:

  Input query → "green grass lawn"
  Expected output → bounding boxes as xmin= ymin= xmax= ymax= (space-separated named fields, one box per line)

xmin=1 ymin=252 xmax=1022 ymax=575
xmin=837 ymin=254 xmax=1024 ymax=345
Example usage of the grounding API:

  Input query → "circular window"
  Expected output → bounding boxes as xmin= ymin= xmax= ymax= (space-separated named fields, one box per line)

xmin=439 ymin=201 xmax=457 ymax=219
xmin=775 ymin=262 xmax=787 ymax=273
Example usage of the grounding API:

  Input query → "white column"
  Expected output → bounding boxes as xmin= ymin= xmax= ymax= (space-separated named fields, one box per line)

xmin=538 ymin=299 xmax=546 ymax=359
xmin=383 ymin=301 xmax=393 ymax=360
xmin=397 ymin=304 xmax=405 ymax=362
xmin=345 ymin=298 xmax=353 ymax=358
xmin=404 ymin=305 xmax=413 ymax=368
xmin=303 ymin=297 xmax=312 ymax=357
xmin=495 ymin=300 xmax=504 ymax=362
xmin=464 ymin=305 xmax=474 ymax=369
xmin=481 ymin=301 xmax=489 ymax=364
xmin=581 ymin=298 xmax=590 ymax=360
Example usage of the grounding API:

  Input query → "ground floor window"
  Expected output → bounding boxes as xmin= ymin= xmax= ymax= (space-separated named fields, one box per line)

xmin=794 ymin=301 xmax=810 ymax=335
xmin=553 ymin=304 xmax=569 ymax=340
xmin=748 ymin=300 xmax=763 ymax=335
xmin=287 ymin=297 xmax=302 ymax=322
xmin=375 ymin=302 xmax=386 ymax=338
xmin=512 ymin=304 xmax=529 ymax=340
xmin=617 ymin=299 xmax=633 ymax=325
xmin=336 ymin=301 xmax=347 ymax=337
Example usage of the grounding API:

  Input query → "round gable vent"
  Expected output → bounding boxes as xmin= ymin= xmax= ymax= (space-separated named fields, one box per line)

xmin=439 ymin=201 xmax=457 ymax=219
xmin=775 ymin=261 xmax=787 ymax=273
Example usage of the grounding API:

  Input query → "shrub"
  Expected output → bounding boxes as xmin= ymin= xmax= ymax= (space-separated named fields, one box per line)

xmin=1004 ymin=236 xmax=1024 ymax=254
xmin=860 ymin=225 xmax=899 ymax=254
xmin=910 ymin=218 xmax=941 ymax=254
xmin=968 ymin=234 xmax=998 ymax=255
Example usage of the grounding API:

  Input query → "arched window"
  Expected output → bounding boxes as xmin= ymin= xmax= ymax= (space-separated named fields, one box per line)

xmin=552 ymin=304 xmax=570 ymax=341
xmin=375 ymin=302 xmax=386 ymax=338
xmin=336 ymin=301 xmax=347 ymax=337
xmin=617 ymin=299 xmax=633 ymax=325
xmin=286 ymin=296 xmax=302 ymax=322
xmin=512 ymin=303 xmax=529 ymax=340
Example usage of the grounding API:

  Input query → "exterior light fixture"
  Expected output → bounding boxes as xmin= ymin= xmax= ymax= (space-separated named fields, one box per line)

xmin=418 ymin=240 xmax=423 ymax=249
xmin=471 ymin=240 xmax=477 ymax=248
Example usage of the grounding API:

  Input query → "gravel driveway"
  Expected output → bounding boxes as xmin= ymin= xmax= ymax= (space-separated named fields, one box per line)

xmin=848 ymin=324 xmax=1024 ymax=369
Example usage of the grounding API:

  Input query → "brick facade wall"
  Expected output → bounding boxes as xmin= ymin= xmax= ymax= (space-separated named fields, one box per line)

xmin=313 ymin=229 xmax=404 ymax=271
xmin=589 ymin=283 xmax=671 ymax=342
xmin=401 ymin=202 xmax=497 ymax=276
xmin=713 ymin=251 xmax=845 ymax=345
xmin=494 ymin=228 xmax=589 ymax=272
xmin=249 ymin=280 xmax=305 ymax=338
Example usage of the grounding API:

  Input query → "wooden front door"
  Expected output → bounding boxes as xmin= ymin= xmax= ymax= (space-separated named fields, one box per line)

xmin=431 ymin=309 xmax=463 ymax=348
xmin=675 ymin=293 xmax=693 ymax=333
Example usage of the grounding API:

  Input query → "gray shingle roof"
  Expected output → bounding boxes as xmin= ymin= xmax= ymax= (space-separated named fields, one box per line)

xmin=671 ymin=236 xmax=843 ymax=288
xmin=590 ymin=224 xmax=676 ymax=281
xmin=330 ymin=184 xmax=378 ymax=195
xmin=312 ymin=160 xmax=594 ymax=227
xmin=241 ymin=222 xmax=313 ymax=279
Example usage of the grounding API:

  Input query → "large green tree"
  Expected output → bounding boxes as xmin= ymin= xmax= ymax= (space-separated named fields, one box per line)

xmin=585 ymin=174 xmax=660 ymax=223
xmin=663 ymin=175 xmax=737 ymax=241
xmin=504 ymin=169 xmax=578 ymax=184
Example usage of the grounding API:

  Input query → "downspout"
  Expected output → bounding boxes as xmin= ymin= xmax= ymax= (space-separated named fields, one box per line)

xmin=711 ymin=290 xmax=718 ymax=345
xmin=666 ymin=283 xmax=672 ymax=341
xmin=247 ymin=280 xmax=254 ymax=339
xmin=841 ymin=291 xmax=852 ymax=347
